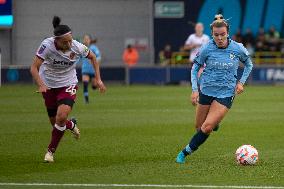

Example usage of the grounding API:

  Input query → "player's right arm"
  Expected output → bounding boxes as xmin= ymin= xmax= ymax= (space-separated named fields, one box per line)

xmin=31 ymin=41 xmax=50 ymax=93
xmin=184 ymin=35 xmax=200 ymax=50
xmin=190 ymin=63 xmax=201 ymax=106
xmin=184 ymin=44 xmax=200 ymax=51
xmin=30 ymin=56 xmax=49 ymax=93
xmin=190 ymin=45 xmax=207 ymax=106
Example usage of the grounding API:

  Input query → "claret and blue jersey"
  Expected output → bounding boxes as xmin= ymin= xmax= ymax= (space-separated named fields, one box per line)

xmin=191 ymin=38 xmax=253 ymax=98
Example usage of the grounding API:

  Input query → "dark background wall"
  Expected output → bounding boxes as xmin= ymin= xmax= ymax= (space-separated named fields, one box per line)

xmin=154 ymin=0 xmax=284 ymax=62
xmin=0 ymin=0 xmax=153 ymax=66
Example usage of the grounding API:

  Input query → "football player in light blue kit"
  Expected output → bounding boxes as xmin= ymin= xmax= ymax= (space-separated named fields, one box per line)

xmin=81 ymin=34 xmax=102 ymax=103
xmin=176 ymin=14 xmax=253 ymax=164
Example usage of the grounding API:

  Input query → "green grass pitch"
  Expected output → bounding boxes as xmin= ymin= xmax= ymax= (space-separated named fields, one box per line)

xmin=0 ymin=84 xmax=284 ymax=188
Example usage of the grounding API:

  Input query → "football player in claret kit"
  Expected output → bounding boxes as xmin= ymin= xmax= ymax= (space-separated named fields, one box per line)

xmin=30 ymin=16 xmax=106 ymax=163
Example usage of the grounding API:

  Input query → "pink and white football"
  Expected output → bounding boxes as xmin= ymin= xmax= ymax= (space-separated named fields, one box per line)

xmin=235 ymin=145 xmax=258 ymax=165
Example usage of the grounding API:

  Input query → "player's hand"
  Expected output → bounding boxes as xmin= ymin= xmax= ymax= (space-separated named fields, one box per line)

xmin=235 ymin=82 xmax=244 ymax=94
xmin=191 ymin=91 xmax=199 ymax=106
xmin=36 ymin=85 xmax=49 ymax=93
xmin=96 ymin=79 xmax=106 ymax=93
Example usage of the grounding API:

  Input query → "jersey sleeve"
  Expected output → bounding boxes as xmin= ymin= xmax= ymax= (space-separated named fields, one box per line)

xmin=36 ymin=40 xmax=50 ymax=60
xmin=192 ymin=44 xmax=207 ymax=66
xmin=191 ymin=44 xmax=207 ymax=91
xmin=239 ymin=43 xmax=250 ymax=62
xmin=91 ymin=46 xmax=101 ymax=61
xmin=73 ymin=40 xmax=90 ymax=58
xmin=185 ymin=35 xmax=193 ymax=45
xmin=238 ymin=44 xmax=253 ymax=84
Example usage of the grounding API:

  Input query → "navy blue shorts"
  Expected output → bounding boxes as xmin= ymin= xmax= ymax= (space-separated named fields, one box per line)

xmin=82 ymin=73 xmax=95 ymax=78
xmin=198 ymin=92 xmax=235 ymax=109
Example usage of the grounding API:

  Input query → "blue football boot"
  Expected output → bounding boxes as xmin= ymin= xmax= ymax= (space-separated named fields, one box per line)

xmin=176 ymin=151 xmax=186 ymax=164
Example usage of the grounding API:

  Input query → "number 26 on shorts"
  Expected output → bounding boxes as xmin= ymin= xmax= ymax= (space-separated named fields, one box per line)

xmin=65 ymin=85 xmax=77 ymax=96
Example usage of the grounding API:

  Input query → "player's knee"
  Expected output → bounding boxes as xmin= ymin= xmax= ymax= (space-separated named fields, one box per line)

xmin=56 ymin=112 xmax=68 ymax=124
xmin=201 ymin=122 xmax=214 ymax=134
xmin=195 ymin=123 xmax=201 ymax=131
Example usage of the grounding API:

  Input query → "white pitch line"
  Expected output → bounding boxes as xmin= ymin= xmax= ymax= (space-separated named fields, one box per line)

xmin=0 ymin=183 xmax=284 ymax=189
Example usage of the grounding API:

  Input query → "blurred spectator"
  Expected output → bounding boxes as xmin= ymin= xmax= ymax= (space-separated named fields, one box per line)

xmin=281 ymin=42 xmax=284 ymax=54
xmin=122 ymin=44 xmax=139 ymax=67
xmin=243 ymin=28 xmax=255 ymax=46
xmin=265 ymin=26 xmax=281 ymax=51
xmin=173 ymin=46 xmax=189 ymax=64
xmin=245 ymin=42 xmax=255 ymax=56
xmin=232 ymin=28 xmax=243 ymax=43
xmin=158 ymin=44 xmax=172 ymax=65
xmin=184 ymin=22 xmax=209 ymax=63
xmin=255 ymin=28 xmax=269 ymax=51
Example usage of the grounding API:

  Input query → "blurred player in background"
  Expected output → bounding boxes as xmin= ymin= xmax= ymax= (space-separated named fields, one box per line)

xmin=30 ymin=16 xmax=106 ymax=163
xmin=184 ymin=22 xmax=209 ymax=64
xmin=176 ymin=14 xmax=253 ymax=164
xmin=81 ymin=34 xmax=102 ymax=104
xmin=185 ymin=23 xmax=217 ymax=130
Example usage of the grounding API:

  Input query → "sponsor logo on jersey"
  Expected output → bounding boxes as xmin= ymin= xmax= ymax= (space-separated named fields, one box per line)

xmin=53 ymin=59 xmax=73 ymax=66
xmin=38 ymin=45 xmax=46 ymax=54
xmin=211 ymin=61 xmax=234 ymax=69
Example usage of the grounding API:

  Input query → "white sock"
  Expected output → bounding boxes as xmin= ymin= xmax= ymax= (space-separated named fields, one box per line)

xmin=54 ymin=124 xmax=66 ymax=131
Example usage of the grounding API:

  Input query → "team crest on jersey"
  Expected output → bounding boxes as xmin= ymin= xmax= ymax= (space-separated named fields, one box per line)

xmin=38 ymin=45 xmax=46 ymax=54
xmin=230 ymin=53 xmax=235 ymax=60
xmin=196 ymin=51 xmax=200 ymax=57
xmin=70 ymin=52 xmax=75 ymax=60
xmin=84 ymin=47 xmax=89 ymax=53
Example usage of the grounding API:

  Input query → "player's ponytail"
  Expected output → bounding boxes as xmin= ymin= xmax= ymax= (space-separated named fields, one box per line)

xmin=210 ymin=14 xmax=230 ymax=32
xmin=52 ymin=16 xmax=72 ymax=38
xmin=214 ymin=14 xmax=224 ymax=21
xmin=52 ymin=16 xmax=61 ymax=29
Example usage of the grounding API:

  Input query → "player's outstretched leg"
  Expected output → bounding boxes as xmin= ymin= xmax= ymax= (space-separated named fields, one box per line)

xmin=176 ymin=130 xmax=209 ymax=164
xmin=176 ymin=101 xmax=228 ymax=164
xmin=44 ymin=104 xmax=74 ymax=163
xmin=44 ymin=124 xmax=66 ymax=163
xmin=66 ymin=117 xmax=80 ymax=139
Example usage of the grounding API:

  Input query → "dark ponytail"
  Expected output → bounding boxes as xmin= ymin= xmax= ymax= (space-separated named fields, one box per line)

xmin=52 ymin=16 xmax=71 ymax=37
xmin=52 ymin=16 xmax=61 ymax=28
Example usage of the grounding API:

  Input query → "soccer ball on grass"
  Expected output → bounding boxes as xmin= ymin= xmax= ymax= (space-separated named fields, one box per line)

xmin=235 ymin=145 xmax=258 ymax=165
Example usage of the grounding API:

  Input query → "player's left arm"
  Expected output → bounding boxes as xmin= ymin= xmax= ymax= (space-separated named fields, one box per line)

xmin=236 ymin=45 xmax=253 ymax=94
xmin=75 ymin=40 xmax=106 ymax=93
xmin=87 ymin=51 xmax=106 ymax=93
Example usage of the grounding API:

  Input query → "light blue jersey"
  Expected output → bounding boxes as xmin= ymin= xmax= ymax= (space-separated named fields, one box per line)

xmin=191 ymin=39 xmax=253 ymax=98
xmin=81 ymin=44 xmax=101 ymax=75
